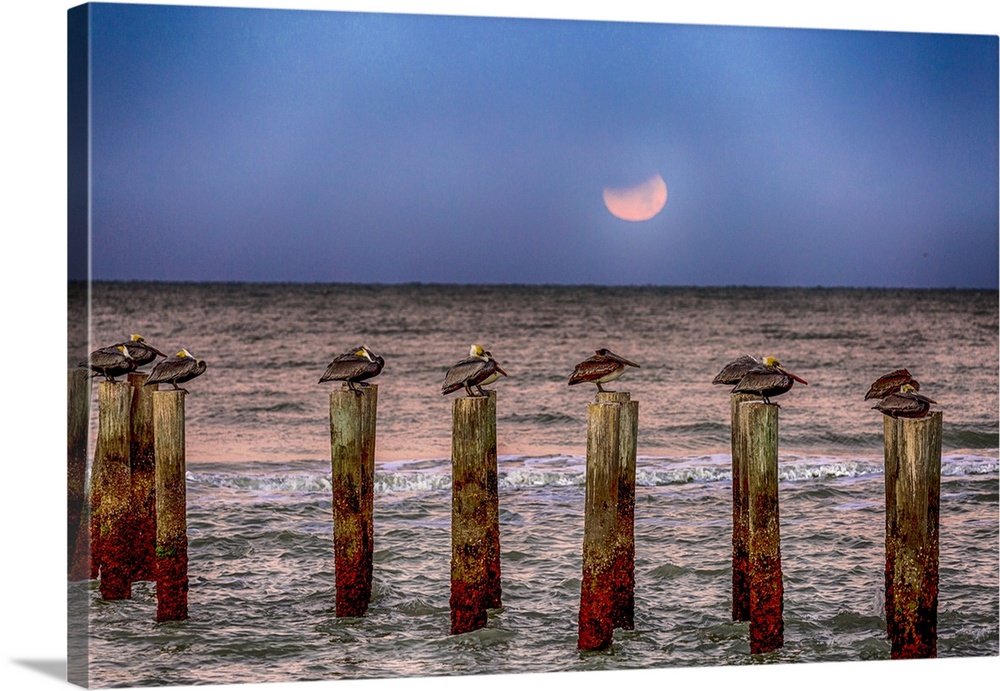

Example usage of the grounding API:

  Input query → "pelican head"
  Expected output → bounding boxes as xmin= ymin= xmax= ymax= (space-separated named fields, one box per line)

xmin=117 ymin=344 xmax=132 ymax=359
xmin=470 ymin=344 xmax=487 ymax=359
xmin=130 ymin=334 xmax=146 ymax=343
xmin=176 ymin=349 xmax=193 ymax=358
xmin=354 ymin=345 xmax=375 ymax=362
xmin=764 ymin=355 xmax=807 ymax=385
xmin=901 ymin=383 xmax=936 ymax=403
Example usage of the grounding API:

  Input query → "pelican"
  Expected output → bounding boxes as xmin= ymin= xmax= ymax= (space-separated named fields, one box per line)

xmin=712 ymin=353 xmax=761 ymax=385
xmin=730 ymin=356 xmax=807 ymax=406
xmin=80 ymin=344 xmax=135 ymax=382
xmin=873 ymin=383 xmax=936 ymax=419
xmin=144 ymin=349 xmax=207 ymax=392
xmin=442 ymin=344 xmax=508 ymax=397
xmin=864 ymin=368 xmax=919 ymax=400
xmin=110 ymin=334 xmax=168 ymax=368
xmin=568 ymin=348 xmax=640 ymax=393
xmin=319 ymin=345 xmax=385 ymax=394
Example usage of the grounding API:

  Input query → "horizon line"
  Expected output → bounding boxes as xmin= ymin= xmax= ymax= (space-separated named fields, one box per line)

xmin=68 ymin=278 xmax=998 ymax=291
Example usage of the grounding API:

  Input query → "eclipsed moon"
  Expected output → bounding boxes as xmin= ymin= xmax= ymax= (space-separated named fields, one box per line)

xmin=602 ymin=174 xmax=668 ymax=222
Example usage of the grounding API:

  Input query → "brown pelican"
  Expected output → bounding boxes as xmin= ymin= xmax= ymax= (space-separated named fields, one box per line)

xmin=730 ymin=356 xmax=807 ymax=405
xmin=111 ymin=334 xmax=168 ymax=368
xmin=712 ymin=354 xmax=761 ymax=385
xmin=442 ymin=344 xmax=508 ymax=397
xmin=80 ymin=344 xmax=136 ymax=382
xmin=144 ymin=349 xmax=207 ymax=392
xmin=568 ymin=348 xmax=640 ymax=393
xmin=873 ymin=384 xmax=936 ymax=419
xmin=864 ymin=369 xmax=919 ymax=400
xmin=319 ymin=345 xmax=385 ymax=394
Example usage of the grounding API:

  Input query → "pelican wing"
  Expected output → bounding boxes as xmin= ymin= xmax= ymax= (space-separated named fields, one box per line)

xmin=442 ymin=358 xmax=488 ymax=394
xmin=176 ymin=360 xmax=207 ymax=384
xmin=712 ymin=354 xmax=759 ymax=385
xmin=84 ymin=348 xmax=129 ymax=370
xmin=568 ymin=356 xmax=621 ymax=385
xmin=320 ymin=353 xmax=381 ymax=383
xmin=147 ymin=356 xmax=200 ymax=386
xmin=874 ymin=391 xmax=932 ymax=418
xmin=120 ymin=341 xmax=167 ymax=365
xmin=731 ymin=368 xmax=789 ymax=395
xmin=864 ymin=369 xmax=916 ymax=400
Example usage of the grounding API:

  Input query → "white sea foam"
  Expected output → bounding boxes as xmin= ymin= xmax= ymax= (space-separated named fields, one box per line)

xmin=184 ymin=453 xmax=998 ymax=494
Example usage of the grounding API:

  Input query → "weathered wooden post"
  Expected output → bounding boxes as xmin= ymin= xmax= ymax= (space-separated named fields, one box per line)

xmin=68 ymin=369 xmax=91 ymax=581
xmin=360 ymin=385 xmax=378 ymax=606
xmin=578 ymin=392 xmax=638 ymax=650
xmin=129 ymin=372 xmax=158 ymax=582
xmin=330 ymin=384 xmax=378 ymax=617
xmin=882 ymin=415 xmax=900 ymax=646
xmin=598 ymin=391 xmax=638 ymax=630
xmin=884 ymin=412 xmax=942 ymax=659
xmin=730 ymin=392 xmax=757 ymax=621
xmin=93 ymin=381 xmax=134 ymax=599
xmin=153 ymin=390 xmax=189 ymax=621
xmin=450 ymin=390 xmax=501 ymax=635
xmin=740 ymin=401 xmax=783 ymax=654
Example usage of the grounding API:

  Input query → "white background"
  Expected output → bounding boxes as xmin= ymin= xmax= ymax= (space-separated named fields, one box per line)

xmin=2 ymin=2 xmax=997 ymax=690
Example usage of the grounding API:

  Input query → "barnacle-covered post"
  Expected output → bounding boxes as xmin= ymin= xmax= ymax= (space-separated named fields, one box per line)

xmin=730 ymin=391 xmax=758 ymax=621
xmin=329 ymin=383 xmax=378 ymax=617
xmin=128 ymin=372 xmax=158 ymax=582
xmin=740 ymin=400 xmax=784 ymax=654
xmin=600 ymin=391 xmax=638 ymax=631
xmin=883 ymin=412 xmax=942 ymax=658
xmin=94 ymin=381 xmax=134 ymax=600
xmin=578 ymin=391 xmax=638 ymax=650
xmin=450 ymin=390 xmax=501 ymax=635
xmin=153 ymin=389 xmax=189 ymax=621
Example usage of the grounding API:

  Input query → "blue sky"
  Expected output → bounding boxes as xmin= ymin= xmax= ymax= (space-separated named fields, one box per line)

xmin=77 ymin=2 xmax=997 ymax=288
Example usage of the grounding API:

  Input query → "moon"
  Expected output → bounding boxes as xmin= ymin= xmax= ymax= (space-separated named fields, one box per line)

xmin=602 ymin=174 xmax=668 ymax=222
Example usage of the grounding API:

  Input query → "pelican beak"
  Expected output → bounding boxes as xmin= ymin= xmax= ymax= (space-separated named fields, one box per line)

xmin=615 ymin=353 xmax=641 ymax=368
xmin=495 ymin=363 xmax=509 ymax=377
xmin=780 ymin=367 xmax=808 ymax=385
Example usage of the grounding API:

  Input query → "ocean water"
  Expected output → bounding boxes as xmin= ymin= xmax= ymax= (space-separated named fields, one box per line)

xmin=68 ymin=283 xmax=999 ymax=687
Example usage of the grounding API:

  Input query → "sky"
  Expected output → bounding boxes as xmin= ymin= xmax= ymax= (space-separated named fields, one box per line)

xmin=72 ymin=3 xmax=998 ymax=289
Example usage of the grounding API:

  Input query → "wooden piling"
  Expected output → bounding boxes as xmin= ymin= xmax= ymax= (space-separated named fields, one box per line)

xmin=884 ymin=412 xmax=942 ymax=659
xmin=730 ymin=392 xmax=757 ymax=621
xmin=450 ymin=391 xmax=500 ymax=635
xmin=67 ymin=369 xmax=91 ymax=581
xmin=578 ymin=397 xmax=623 ymax=650
xmin=359 ymin=384 xmax=378 ymax=608
xmin=740 ymin=401 xmax=783 ymax=654
xmin=596 ymin=391 xmax=638 ymax=631
xmin=92 ymin=381 xmax=134 ymax=599
xmin=153 ymin=390 xmax=189 ymax=622
xmin=129 ymin=372 xmax=158 ymax=582
xmin=882 ymin=415 xmax=900 ymax=646
xmin=330 ymin=384 xmax=378 ymax=617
